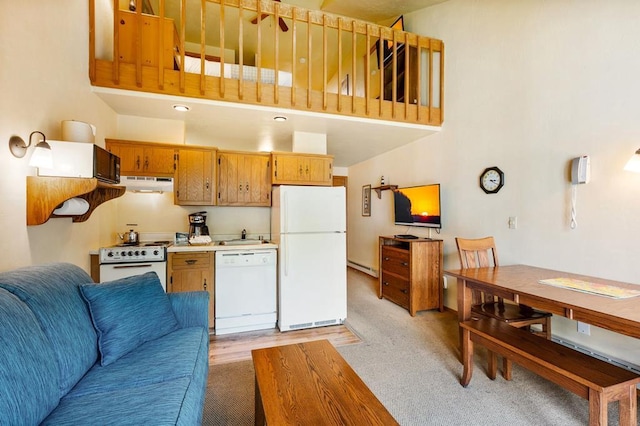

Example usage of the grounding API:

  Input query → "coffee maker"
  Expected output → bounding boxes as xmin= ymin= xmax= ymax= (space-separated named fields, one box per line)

xmin=188 ymin=211 xmax=209 ymax=238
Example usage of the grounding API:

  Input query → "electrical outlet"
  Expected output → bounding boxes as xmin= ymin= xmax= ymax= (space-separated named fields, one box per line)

xmin=577 ymin=321 xmax=591 ymax=335
xmin=508 ymin=216 xmax=517 ymax=229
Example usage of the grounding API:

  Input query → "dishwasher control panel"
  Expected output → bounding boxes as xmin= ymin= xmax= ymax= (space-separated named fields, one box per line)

xmin=216 ymin=249 xmax=276 ymax=267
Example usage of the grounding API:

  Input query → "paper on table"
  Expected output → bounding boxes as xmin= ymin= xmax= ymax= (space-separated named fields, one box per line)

xmin=538 ymin=277 xmax=640 ymax=299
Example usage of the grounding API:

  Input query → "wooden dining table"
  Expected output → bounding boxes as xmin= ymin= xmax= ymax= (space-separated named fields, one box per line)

xmin=445 ymin=264 xmax=640 ymax=341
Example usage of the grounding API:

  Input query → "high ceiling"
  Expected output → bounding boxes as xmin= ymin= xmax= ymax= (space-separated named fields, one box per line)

xmin=100 ymin=0 xmax=445 ymax=167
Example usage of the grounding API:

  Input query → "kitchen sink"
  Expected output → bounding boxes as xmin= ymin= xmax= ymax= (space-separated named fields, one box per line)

xmin=219 ymin=239 xmax=264 ymax=246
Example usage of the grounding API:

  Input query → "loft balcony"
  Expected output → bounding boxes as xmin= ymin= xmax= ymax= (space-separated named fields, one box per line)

xmin=89 ymin=0 xmax=444 ymax=129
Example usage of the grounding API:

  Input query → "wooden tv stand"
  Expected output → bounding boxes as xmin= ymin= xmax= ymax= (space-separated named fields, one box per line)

xmin=378 ymin=236 xmax=443 ymax=315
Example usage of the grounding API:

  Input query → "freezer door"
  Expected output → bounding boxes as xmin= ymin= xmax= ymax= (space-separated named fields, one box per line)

xmin=275 ymin=186 xmax=346 ymax=234
xmin=278 ymin=232 xmax=347 ymax=331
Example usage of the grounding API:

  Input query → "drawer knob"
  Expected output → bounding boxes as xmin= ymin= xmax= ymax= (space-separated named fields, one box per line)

xmin=401 ymin=262 xmax=408 ymax=266
xmin=401 ymin=289 xmax=408 ymax=294
xmin=383 ymin=281 xmax=389 ymax=286
xmin=384 ymin=257 xmax=390 ymax=261
xmin=185 ymin=259 xmax=197 ymax=265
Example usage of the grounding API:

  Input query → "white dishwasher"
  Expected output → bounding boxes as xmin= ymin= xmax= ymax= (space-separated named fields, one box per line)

xmin=214 ymin=249 xmax=277 ymax=335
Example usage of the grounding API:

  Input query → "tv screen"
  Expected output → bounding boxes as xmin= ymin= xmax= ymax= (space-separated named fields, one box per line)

xmin=393 ymin=184 xmax=441 ymax=229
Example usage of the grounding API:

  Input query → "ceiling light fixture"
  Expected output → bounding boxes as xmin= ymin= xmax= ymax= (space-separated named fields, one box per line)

xmin=172 ymin=104 xmax=190 ymax=112
xmin=9 ymin=131 xmax=53 ymax=168
xmin=273 ymin=116 xmax=287 ymax=122
xmin=624 ymin=148 xmax=640 ymax=173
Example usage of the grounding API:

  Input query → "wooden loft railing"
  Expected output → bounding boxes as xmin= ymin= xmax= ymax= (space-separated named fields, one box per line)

xmin=89 ymin=0 xmax=444 ymax=126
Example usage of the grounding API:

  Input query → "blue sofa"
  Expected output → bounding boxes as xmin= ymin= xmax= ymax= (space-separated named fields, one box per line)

xmin=0 ymin=263 xmax=209 ymax=425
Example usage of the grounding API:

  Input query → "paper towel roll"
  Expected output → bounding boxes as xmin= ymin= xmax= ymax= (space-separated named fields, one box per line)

xmin=61 ymin=120 xmax=96 ymax=143
xmin=53 ymin=198 xmax=90 ymax=215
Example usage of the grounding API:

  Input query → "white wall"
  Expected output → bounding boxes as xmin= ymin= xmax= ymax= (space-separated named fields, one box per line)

xmin=0 ymin=1 xmax=118 ymax=272
xmin=347 ymin=0 xmax=640 ymax=364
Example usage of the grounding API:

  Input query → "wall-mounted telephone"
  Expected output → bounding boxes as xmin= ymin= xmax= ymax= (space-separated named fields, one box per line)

xmin=571 ymin=155 xmax=591 ymax=184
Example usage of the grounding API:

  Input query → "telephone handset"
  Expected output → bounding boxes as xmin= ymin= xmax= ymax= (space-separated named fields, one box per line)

xmin=571 ymin=155 xmax=590 ymax=184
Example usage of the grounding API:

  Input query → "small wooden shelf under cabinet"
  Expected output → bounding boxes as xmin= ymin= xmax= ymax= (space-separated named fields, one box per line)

xmin=378 ymin=236 xmax=443 ymax=316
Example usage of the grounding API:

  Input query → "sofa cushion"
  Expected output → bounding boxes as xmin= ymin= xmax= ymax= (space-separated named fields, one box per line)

xmin=66 ymin=327 xmax=208 ymax=398
xmin=80 ymin=272 xmax=179 ymax=366
xmin=0 ymin=263 xmax=98 ymax=396
xmin=42 ymin=377 xmax=195 ymax=426
xmin=0 ymin=288 xmax=61 ymax=425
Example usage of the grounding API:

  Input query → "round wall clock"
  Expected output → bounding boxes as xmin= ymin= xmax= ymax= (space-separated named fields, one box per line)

xmin=480 ymin=167 xmax=504 ymax=194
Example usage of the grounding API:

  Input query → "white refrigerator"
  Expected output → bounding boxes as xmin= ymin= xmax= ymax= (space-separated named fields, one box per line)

xmin=271 ymin=185 xmax=347 ymax=332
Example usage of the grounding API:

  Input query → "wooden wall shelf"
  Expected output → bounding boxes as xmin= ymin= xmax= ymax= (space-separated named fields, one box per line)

xmin=27 ymin=176 xmax=125 ymax=225
xmin=372 ymin=185 xmax=398 ymax=199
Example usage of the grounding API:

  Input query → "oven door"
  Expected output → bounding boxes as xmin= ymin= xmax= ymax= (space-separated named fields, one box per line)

xmin=100 ymin=262 xmax=167 ymax=291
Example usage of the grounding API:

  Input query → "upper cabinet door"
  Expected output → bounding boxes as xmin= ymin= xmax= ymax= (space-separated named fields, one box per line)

xmin=175 ymin=148 xmax=216 ymax=206
xmin=217 ymin=151 xmax=271 ymax=207
xmin=105 ymin=139 xmax=175 ymax=177
xmin=272 ymin=152 xmax=333 ymax=186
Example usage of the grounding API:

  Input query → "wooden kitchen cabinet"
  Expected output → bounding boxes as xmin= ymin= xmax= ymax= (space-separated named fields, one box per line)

xmin=105 ymin=139 xmax=175 ymax=177
xmin=217 ymin=151 xmax=271 ymax=206
xmin=378 ymin=236 xmax=443 ymax=316
xmin=271 ymin=152 xmax=333 ymax=186
xmin=174 ymin=147 xmax=216 ymax=205
xmin=167 ymin=252 xmax=215 ymax=328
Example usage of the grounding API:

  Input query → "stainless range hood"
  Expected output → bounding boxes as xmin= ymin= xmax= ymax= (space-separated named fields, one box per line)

xmin=120 ymin=176 xmax=174 ymax=193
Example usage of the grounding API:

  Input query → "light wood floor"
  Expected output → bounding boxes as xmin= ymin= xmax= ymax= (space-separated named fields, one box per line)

xmin=209 ymin=323 xmax=362 ymax=365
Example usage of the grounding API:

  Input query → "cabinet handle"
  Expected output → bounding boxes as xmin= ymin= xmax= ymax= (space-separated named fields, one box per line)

xmin=306 ymin=166 xmax=309 ymax=174
xmin=136 ymin=156 xmax=140 ymax=169
xmin=384 ymin=257 xmax=390 ymax=261
xmin=239 ymin=184 xmax=242 ymax=190
xmin=402 ymin=262 xmax=409 ymax=266
xmin=185 ymin=259 xmax=197 ymax=265
xmin=401 ymin=289 xmax=408 ymax=294
xmin=144 ymin=156 xmax=149 ymax=170
xmin=203 ymin=279 xmax=207 ymax=290
xmin=299 ymin=165 xmax=303 ymax=175
xmin=246 ymin=183 xmax=249 ymax=192
xmin=383 ymin=281 xmax=389 ymax=286
xmin=206 ymin=179 xmax=210 ymax=190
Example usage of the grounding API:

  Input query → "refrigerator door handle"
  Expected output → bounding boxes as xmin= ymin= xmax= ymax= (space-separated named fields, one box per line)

xmin=283 ymin=192 xmax=289 ymax=234
xmin=283 ymin=234 xmax=289 ymax=277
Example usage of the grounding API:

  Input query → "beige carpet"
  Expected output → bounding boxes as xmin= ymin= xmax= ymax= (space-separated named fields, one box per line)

xmin=203 ymin=269 xmax=632 ymax=425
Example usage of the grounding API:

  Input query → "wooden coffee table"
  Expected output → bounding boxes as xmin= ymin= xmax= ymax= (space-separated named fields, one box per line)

xmin=251 ymin=339 xmax=398 ymax=426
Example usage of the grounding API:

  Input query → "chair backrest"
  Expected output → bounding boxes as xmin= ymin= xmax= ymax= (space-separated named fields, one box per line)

xmin=455 ymin=237 xmax=500 ymax=305
xmin=455 ymin=236 xmax=499 ymax=269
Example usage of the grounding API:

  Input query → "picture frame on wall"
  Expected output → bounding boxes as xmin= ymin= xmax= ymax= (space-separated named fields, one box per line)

xmin=362 ymin=185 xmax=371 ymax=216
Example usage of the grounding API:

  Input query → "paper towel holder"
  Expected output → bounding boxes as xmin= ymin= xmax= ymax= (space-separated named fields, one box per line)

xmin=9 ymin=131 xmax=53 ymax=167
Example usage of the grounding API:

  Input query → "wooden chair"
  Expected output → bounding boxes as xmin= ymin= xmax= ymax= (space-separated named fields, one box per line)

xmin=455 ymin=236 xmax=552 ymax=379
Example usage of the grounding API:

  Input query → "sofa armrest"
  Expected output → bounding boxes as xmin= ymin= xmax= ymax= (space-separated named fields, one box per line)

xmin=167 ymin=291 xmax=209 ymax=329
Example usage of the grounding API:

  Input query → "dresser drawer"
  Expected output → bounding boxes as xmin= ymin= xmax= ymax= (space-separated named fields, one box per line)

xmin=170 ymin=252 xmax=211 ymax=269
xmin=381 ymin=246 xmax=410 ymax=278
xmin=381 ymin=272 xmax=409 ymax=308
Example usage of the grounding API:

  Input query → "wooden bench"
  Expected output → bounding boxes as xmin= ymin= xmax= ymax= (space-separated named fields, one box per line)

xmin=251 ymin=339 xmax=398 ymax=426
xmin=460 ymin=318 xmax=640 ymax=426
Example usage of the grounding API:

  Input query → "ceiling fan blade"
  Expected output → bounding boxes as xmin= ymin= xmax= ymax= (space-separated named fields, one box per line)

xmin=251 ymin=13 xmax=270 ymax=24
xmin=278 ymin=17 xmax=289 ymax=32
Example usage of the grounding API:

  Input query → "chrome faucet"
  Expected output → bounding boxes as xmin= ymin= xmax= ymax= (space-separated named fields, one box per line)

xmin=241 ymin=229 xmax=247 ymax=240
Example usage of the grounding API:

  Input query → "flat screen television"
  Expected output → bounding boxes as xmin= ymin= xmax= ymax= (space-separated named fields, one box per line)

xmin=393 ymin=184 xmax=441 ymax=229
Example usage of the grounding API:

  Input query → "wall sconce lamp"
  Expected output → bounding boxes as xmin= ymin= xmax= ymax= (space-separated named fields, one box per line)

xmin=9 ymin=131 xmax=53 ymax=168
xmin=623 ymin=149 xmax=640 ymax=173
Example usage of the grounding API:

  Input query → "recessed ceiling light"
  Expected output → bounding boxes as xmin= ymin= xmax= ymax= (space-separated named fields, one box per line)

xmin=172 ymin=104 xmax=190 ymax=112
xmin=273 ymin=116 xmax=287 ymax=122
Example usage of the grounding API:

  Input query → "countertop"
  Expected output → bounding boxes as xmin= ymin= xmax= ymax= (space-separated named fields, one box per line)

xmin=169 ymin=242 xmax=277 ymax=252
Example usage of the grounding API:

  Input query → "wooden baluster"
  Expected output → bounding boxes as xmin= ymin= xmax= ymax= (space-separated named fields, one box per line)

xmin=404 ymin=32 xmax=409 ymax=120
xmin=365 ymin=25 xmax=370 ymax=116
xmin=135 ymin=2 xmax=142 ymax=87
xmin=440 ymin=41 xmax=445 ymax=124
xmin=238 ymin=1 xmax=244 ymax=99
xmin=429 ymin=39 xmax=433 ymax=124
xmin=416 ymin=38 xmax=422 ymax=123
xmin=378 ymin=34 xmax=383 ymax=117
xmin=351 ymin=19 xmax=356 ymax=113
xmin=158 ymin=0 xmax=165 ymax=89
xmin=274 ymin=1 xmax=280 ymax=104
xmin=179 ymin=0 xmax=186 ymax=92
xmin=291 ymin=7 xmax=297 ymax=107
xmin=200 ymin=0 xmax=206 ymax=95
xmin=307 ymin=10 xmax=312 ymax=109
xmin=322 ymin=14 xmax=327 ymax=110
xmin=112 ymin=0 xmax=120 ymax=83
xmin=392 ymin=29 xmax=397 ymax=118
xmin=256 ymin=0 xmax=262 ymax=102
xmin=337 ymin=18 xmax=342 ymax=112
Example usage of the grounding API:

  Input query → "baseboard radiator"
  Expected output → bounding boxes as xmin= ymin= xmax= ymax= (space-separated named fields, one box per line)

xmin=347 ymin=260 xmax=377 ymax=277
xmin=553 ymin=336 xmax=640 ymax=378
